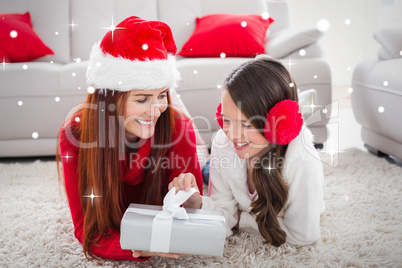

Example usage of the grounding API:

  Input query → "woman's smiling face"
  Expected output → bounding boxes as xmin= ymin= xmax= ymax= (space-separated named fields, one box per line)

xmin=220 ymin=89 xmax=270 ymax=159
xmin=123 ymin=88 xmax=168 ymax=141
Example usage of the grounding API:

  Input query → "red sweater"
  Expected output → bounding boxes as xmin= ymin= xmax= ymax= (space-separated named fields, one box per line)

xmin=59 ymin=114 xmax=203 ymax=261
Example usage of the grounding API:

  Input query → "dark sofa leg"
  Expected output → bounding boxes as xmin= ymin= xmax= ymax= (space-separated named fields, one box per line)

xmin=364 ymin=143 xmax=402 ymax=167
xmin=314 ymin=143 xmax=324 ymax=150
xmin=364 ymin=144 xmax=386 ymax=157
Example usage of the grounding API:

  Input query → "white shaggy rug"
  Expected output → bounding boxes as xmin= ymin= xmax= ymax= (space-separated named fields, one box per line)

xmin=0 ymin=148 xmax=401 ymax=267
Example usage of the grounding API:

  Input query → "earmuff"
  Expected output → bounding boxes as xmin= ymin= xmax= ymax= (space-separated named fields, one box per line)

xmin=215 ymin=100 xmax=303 ymax=145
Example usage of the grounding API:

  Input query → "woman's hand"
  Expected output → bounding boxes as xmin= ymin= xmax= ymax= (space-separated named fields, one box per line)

xmin=168 ymin=173 xmax=202 ymax=209
xmin=132 ymin=250 xmax=191 ymax=259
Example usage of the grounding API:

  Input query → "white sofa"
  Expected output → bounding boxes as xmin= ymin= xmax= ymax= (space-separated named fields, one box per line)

xmin=0 ymin=0 xmax=332 ymax=158
xmin=351 ymin=27 xmax=402 ymax=162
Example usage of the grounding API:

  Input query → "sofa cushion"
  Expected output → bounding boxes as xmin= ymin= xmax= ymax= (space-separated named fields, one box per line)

xmin=159 ymin=0 xmax=269 ymax=52
xmin=378 ymin=48 xmax=394 ymax=60
xmin=0 ymin=12 xmax=54 ymax=63
xmin=178 ymin=14 xmax=274 ymax=57
xmin=58 ymin=62 xmax=88 ymax=93
xmin=176 ymin=57 xmax=251 ymax=89
xmin=286 ymin=43 xmax=323 ymax=59
xmin=0 ymin=0 xmax=70 ymax=64
xmin=0 ymin=62 xmax=60 ymax=97
xmin=265 ymin=27 xmax=324 ymax=59
xmin=373 ymin=28 xmax=402 ymax=60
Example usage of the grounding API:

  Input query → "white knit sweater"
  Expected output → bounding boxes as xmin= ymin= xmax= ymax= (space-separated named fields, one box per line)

xmin=202 ymin=126 xmax=325 ymax=246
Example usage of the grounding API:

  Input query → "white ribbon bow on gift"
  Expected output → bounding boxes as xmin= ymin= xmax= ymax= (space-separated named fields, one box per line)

xmin=150 ymin=187 xmax=199 ymax=253
xmin=156 ymin=187 xmax=198 ymax=220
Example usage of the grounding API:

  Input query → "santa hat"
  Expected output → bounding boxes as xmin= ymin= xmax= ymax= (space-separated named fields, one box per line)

xmin=86 ymin=16 xmax=181 ymax=91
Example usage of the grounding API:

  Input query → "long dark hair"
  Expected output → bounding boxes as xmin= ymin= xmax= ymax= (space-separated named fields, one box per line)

xmin=56 ymin=89 xmax=174 ymax=259
xmin=225 ymin=57 xmax=298 ymax=247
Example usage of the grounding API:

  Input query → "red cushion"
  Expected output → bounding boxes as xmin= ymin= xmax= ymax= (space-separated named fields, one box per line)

xmin=0 ymin=12 xmax=54 ymax=63
xmin=178 ymin=14 xmax=274 ymax=58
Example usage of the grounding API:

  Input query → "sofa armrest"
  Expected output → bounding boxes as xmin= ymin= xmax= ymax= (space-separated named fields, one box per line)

xmin=373 ymin=28 xmax=402 ymax=60
xmin=265 ymin=27 xmax=324 ymax=59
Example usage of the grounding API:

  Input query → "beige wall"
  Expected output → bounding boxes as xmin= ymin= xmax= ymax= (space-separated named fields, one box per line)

xmin=285 ymin=0 xmax=402 ymax=86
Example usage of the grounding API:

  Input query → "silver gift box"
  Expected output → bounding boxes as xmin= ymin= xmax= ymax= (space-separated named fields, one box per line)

xmin=120 ymin=203 xmax=226 ymax=256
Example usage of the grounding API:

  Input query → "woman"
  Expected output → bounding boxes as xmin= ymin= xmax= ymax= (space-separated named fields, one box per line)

xmin=171 ymin=56 xmax=325 ymax=247
xmin=57 ymin=16 xmax=203 ymax=261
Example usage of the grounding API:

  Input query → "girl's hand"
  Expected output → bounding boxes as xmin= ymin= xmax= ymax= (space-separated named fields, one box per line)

xmin=132 ymin=250 xmax=191 ymax=259
xmin=168 ymin=173 xmax=202 ymax=209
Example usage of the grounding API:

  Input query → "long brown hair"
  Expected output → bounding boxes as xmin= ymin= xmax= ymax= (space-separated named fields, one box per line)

xmin=57 ymin=88 xmax=174 ymax=259
xmin=225 ymin=57 xmax=298 ymax=247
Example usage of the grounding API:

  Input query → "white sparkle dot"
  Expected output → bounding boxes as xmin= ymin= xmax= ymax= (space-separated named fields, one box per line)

xmin=299 ymin=49 xmax=306 ymax=56
xmin=96 ymin=62 xmax=101 ymax=68
xmin=241 ymin=21 xmax=247 ymax=27
xmin=347 ymin=66 xmax=351 ymax=71
xmin=87 ymin=86 xmax=95 ymax=94
xmin=10 ymin=30 xmax=18 ymax=38
xmin=78 ymin=87 xmax=81 ymax=90
xmin=314 ymin=75 xmax=318 ymax=79
xmin=348 ymin=87 xmax=353 ymax=93
xmin=220 ymin=52 xmax=226 ymax=58
xmin=193 ymin=70 xmax=198 ymax=74
xmin=55 ymin=31 xmax=59 ymax=35
xmin=75 ymin=117 xmax=80 ymax=122
xmin=289 ymin=82 xmax=294 ymax=87
xmin=400 ymin=51 xmax=402 ymax=56
xmin=108 ymin=104 xmax=116 ymax=111
xmin=55 ymin=97 xmax=60 ymax=102
xmin=344 ymin=195 xmax=349 ymax=201
xmin=378 ymin=106 xmax=385 ymax=113
xmin=190 ymin=48 xmax=193 ymax=51
xmin=32 ymin=132 xmax=39 ymax=139
xmin=345 ymin=19 xmax=351 ymax=25
xmin=72 ymin=72 xmax=76 ymax=77
xmin=261 ymin=12 xmax=270 ymax=20
xmin=118 ymin=81 xmax=122 ymax=85
xmin=50 ymin=61 xmax=53 ymax=64
xmin=383 ymin=81 xmax=388 ymax=86
xmin=186 ymin=22 xmax=190 ymax=26
xmin=18 ymin=101 xmax=23 ymax=106
xmin=142 ymin=44 xmax=148 ymax=50
xmin=177 ymin=94 xmax=181 ymax=98
xmin=317 ymin=19 xmax=330 ymax=32
xmin=22 ymin=64 xmax=28 ymax=70
xmin=217 ymin=84 xmax=222 ymax=89
xmin=75 ymin=58 xmax=81 ymax=63
xmin=323 ymin=109 xmax=328 ymax=114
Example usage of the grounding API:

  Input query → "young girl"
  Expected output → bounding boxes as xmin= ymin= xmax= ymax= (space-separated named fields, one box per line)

xmin=171 ymin=56 xmax=325 ymax=247
xmin=57 ymin=17 xmax=203 ymax=261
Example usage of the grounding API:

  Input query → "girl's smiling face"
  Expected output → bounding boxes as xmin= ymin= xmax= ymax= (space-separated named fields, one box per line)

xmin=124 ymin=88 xmax=168 ymax=141
xmin=220 ymin=89 xmax=270 ymax=159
